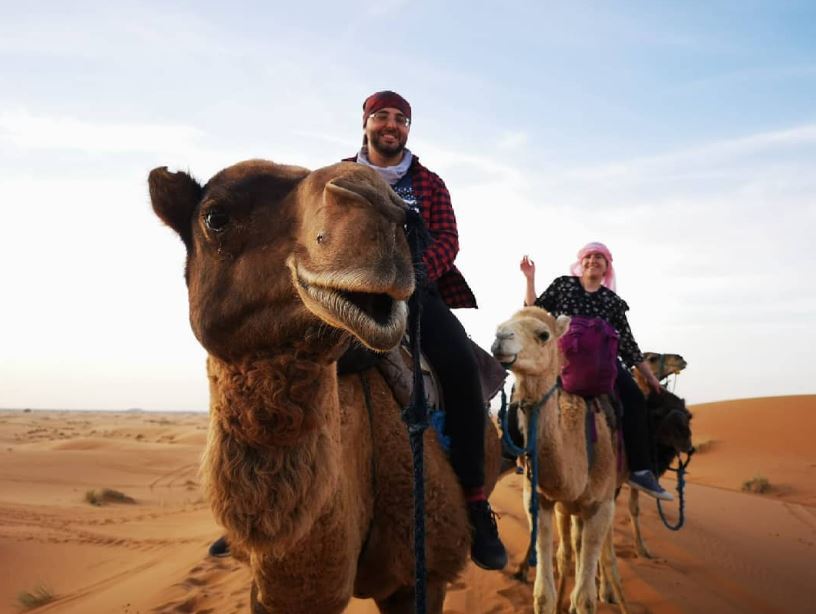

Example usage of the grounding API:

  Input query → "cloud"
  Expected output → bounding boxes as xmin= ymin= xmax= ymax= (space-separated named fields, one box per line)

xmin=411 ymin=120 xmax=816 ymax=404
xmin=497 ymin=131 xmax=529 ymax=150
xmin=563 ymin=123 xmax=816 ymax=183
xmin=0 ymin=110 xmax=204 ymax=154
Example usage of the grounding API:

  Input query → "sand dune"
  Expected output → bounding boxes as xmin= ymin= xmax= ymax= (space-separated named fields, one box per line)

xmin=1 ymin=396 xmax=814 ymax=613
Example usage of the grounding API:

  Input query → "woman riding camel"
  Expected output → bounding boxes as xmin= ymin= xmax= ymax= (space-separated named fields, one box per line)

xmin=519 ymin=241 xmax=673 ymax=501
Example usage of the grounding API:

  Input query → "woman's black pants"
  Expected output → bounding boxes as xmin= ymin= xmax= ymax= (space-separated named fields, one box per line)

xmin=616 ymin=361 xmax=652 ymax=472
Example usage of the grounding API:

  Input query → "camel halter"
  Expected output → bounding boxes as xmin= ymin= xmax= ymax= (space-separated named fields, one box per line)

xmin=498 ymin=382 xmax=559 ymax=568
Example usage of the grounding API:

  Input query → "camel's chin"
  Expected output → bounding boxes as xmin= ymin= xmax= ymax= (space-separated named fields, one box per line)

xmin=294 ymin=274 xmax=408 ymax=352
xmin=492 ymin=353 xmax=517 ymax=369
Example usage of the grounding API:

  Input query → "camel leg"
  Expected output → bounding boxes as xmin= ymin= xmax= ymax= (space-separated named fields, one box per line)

xmin=374 ymin=580 xmax=446 ymax=614
xmin=515 ymin=475 xmax=535 ymax=582
xmin=555 ymin=507 xmax=573 ymax=613
xmin=599 ymin=528 xmax=630 ymax=614
xmin=597 ymin=532 xmax=614 ymax=604
xmin=571 ymin=515 xmax=583 ymax=579
xmin=532 ymin=502 xmax=557 ymax=614
xmin=628 ymin=487 xmax=652 ymax=558
xmin=250 ymin=549 xmax=353 ymax=614
xmin=570 ymin=501 xmax=614 ymax=614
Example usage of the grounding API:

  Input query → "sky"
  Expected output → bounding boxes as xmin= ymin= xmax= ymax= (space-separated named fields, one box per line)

xmin=1 ymin=0 xmax=815 ymax=410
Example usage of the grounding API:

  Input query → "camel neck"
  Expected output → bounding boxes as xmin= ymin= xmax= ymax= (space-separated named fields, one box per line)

xmin=207 ymin=353 xmax=337 ymax=447
xmin=515 ymin=372 xmax=559 ymax=406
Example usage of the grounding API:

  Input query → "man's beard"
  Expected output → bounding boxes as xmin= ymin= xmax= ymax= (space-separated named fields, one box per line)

xmin=368 ymin=130 xmax=407 ymax=159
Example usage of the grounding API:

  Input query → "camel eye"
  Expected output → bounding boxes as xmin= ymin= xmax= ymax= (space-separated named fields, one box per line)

xmin=204 ymin=207 xmax=229 ymax=232
xmin=537 ymin=331 xmax=550 ymax=342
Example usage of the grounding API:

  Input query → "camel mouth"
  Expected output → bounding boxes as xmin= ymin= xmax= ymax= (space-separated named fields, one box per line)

xmin=291 ymin=265 xmax=408 ymax=351
xmin=338 ymin=289 xmax=396 ymax=327
xmin=493 ymin=353 xmax=517 ymax=369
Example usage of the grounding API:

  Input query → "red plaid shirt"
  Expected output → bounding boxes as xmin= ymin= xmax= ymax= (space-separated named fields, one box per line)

xmin=345 ymin=154 xmax=477 ymax=308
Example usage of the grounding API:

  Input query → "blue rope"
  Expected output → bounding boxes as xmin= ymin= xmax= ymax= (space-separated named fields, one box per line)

xmin=656 ymin=449 xmax=694 ymax=531
xmin=497 ymin=383 xmax=558 ymax=567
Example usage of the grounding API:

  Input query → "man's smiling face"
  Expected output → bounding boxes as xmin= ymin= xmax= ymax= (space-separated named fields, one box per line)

xmin=365 ymin=107 xmax=410 ymax=159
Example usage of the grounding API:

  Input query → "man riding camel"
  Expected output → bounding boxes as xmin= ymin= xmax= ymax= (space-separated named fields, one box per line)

xmin=344 ymin=90 xmax=507 ymax=571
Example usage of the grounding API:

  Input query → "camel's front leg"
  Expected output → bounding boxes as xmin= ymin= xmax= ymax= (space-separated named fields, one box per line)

xmin=598 ymin=528 xmax=630 ymax=614
xmin=570 ymin=501 xmax=614 ymax=614
xmin=554 ymin=506 xmax=573 ymax=612
xmin=374 ymin=580 xmax=447 ymax=614
xmin=249 ymin=504 xmax=357 ymax=614
xmin=628 ymin=487 xmax=652 ymax=558
xmin=515 ymin=468 xmax=534 ymax=582
xmin=570 ymin=514 xmax=583 ymax=579
xmin=532 ymin=500 xmax=557 ymax=614
xmin=250 ymin=551 xmax=354 ymax=614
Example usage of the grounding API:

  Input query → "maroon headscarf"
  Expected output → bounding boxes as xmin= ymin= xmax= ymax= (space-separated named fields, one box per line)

xmin=362 ymin=90 xmax=412 ymax=126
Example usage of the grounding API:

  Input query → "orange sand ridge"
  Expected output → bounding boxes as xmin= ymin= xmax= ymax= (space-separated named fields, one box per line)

xmin=0 ymin=395 xmax=814 ymax=613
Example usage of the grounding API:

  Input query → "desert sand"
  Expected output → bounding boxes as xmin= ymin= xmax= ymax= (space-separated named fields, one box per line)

xmin=1 ymin=395 xmax=814 ymax=613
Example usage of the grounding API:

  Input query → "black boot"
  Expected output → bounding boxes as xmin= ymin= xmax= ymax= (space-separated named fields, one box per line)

xmin=467 ymin=500 xmax=507 ymax=570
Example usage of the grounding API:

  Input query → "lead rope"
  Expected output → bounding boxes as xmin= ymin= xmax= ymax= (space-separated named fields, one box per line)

xmin=656 ymin=448 xmax=694 ymax=530
xmin=402 ymin=208 xmax=430 ymax=614
xmin=498 ymin=383 xmax=558 ymax=567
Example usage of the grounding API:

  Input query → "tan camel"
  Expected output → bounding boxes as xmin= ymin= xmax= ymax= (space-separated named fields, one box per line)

xmin=633 ymin=352 xmax=687 ymax=396
xmin=491 ymin=307 xmax=627 ymax=614
xmin=149 ymin=160 xmax=501 ymax=614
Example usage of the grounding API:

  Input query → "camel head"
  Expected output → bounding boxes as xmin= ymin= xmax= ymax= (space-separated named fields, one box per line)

xmin=149 ymin=160 xmax=414 ymax=361
xmin=642 ymin=352 xmax=687 ymax=380
xmin=648 ymin=391 xmax=693 ymax=455
xmin=491 ymin=307 xmax=571 ymax=377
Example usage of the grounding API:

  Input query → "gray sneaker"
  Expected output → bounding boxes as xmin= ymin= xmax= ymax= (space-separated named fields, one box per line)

xmin=628 ymin=470 xmax=674 ymax=501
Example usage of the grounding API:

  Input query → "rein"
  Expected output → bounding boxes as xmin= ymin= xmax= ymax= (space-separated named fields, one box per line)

xmin=401 ymin=209 xmax=430 ymax=614
xmin=656 ymin=448 xmax=694 ymax=531
xmin=498 ymin=382 xmax=559 ymax=567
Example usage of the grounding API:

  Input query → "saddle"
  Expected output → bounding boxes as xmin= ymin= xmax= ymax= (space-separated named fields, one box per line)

xmin=337 ymin=338 xmax=507 ymax=448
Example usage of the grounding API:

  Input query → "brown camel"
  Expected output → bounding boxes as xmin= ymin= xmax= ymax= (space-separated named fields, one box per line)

xmin=627 ymin=354 xmax=692 ymax=559
xmin=491 ymin=307 xmax=628 ymax=614
xmin=149 ymin=160 xmax=501 ymax=614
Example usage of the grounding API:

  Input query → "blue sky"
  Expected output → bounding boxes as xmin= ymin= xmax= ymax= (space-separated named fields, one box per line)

xmin=1 ymin=1 xmax=814 ymax=409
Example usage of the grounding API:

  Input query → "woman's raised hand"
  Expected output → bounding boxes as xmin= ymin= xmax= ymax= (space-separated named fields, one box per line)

xmin=520 ymin=255 xmax=536 ymax=281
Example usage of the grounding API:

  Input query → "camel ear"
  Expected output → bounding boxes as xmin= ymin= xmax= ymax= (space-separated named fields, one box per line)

xmin=555 ymin=314 xmax=571 ymax=337
xmin=149 ymin=167 xmax=202 ymax=247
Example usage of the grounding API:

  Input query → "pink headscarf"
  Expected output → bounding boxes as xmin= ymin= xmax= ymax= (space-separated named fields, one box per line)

xmin=570 ymin=241 xmax=616 ymax=292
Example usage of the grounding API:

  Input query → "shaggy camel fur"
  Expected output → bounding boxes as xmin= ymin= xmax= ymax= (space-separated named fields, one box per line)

xmin=491 ymin=307 xmax=627 ymax=614
xmin=150 ymin=160 xmax=501 ymax=614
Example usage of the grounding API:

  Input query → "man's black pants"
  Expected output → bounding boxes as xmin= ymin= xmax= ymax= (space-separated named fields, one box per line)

xmin=419 ymin=289 xmax=485 ymax=489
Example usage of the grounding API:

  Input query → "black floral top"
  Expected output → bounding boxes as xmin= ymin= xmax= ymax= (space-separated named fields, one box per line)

xmin=534 ymin=276 xmax=644 ymax=368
